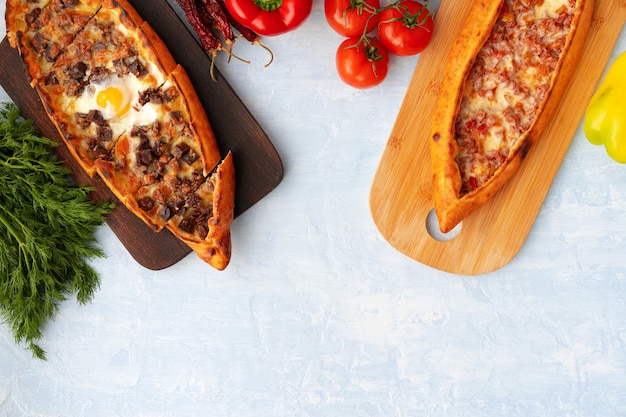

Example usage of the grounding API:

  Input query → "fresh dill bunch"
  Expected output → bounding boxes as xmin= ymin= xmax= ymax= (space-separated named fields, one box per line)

xmin=0 ymin=102 xmax=114 ymax=360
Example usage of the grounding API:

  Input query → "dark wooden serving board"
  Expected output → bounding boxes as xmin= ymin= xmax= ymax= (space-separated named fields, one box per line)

xmin=0 ymin=0 xmax=283 ymax=270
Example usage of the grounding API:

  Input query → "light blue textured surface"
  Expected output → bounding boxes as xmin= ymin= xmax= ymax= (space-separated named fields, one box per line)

xmin=1 ymin=1 xmax=626 ymax=416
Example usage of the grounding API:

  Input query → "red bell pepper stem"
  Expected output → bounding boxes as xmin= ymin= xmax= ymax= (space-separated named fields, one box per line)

xmin=225 ymin=0 xmax=312 ymax=36
xmin=253 ymin=0 xmax=283 ymax=11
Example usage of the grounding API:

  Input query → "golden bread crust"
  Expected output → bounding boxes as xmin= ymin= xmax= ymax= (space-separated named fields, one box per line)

xmin=168 ymin=64 xmax=222 ymax=173
xmin=167 ymin=151 xmax=236 ymax=271
xmin=106 ymin=0 xmax=143 ymax=28
xmin=139 ymin=21 xmax=179 ymax=77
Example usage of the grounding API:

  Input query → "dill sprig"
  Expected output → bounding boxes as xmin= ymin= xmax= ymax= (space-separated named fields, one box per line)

xmin=0 ymin=102 xmax=114 ymax=360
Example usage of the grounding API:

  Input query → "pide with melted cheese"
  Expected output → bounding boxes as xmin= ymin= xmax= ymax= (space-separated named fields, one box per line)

xmin=429 ymin=0 xmax=593 ymax=233
xmin=6 ymin=0 xmax=235 ymax=270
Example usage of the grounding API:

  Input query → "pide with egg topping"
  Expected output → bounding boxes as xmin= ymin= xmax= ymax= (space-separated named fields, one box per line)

xmin=6 ymin=0 xmax=236 ymax=270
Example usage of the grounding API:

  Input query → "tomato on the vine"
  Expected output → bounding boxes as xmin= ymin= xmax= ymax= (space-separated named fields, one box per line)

xmin=324 ymin=0 xmax=380 ymax=38
xmin=335 ymin=37 xmax=389 ymax=89
xmin=377 ymin=0 xmax=434 ymax=56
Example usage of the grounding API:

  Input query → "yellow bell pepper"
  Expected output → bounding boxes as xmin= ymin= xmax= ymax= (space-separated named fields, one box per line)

xmin=584 ymin=51 xmax=626 ymax=163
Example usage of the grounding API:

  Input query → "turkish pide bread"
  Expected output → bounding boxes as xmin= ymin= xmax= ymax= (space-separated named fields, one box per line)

xmin=429 ymin=0 xmax=593 ymax=233
xmin=6 ymin=0 xmax=236 ymax=269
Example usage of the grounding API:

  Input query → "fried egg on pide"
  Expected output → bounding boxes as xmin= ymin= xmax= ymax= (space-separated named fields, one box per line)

xmin=73 ymin=72 xmax=159 ymax=138
xmin=91 ymin=75 xmax=132 ymax=119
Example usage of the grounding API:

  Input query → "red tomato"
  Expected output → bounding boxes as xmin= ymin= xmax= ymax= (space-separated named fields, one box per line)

xmin=225 ymin=0 xmax=313 ymax=36
xmin=377 ymin=0 xmax=434 ymax=56
xmin=324 ymin=0 xmax=380 ymax=37
xmin=335 ymin=37 xmax=389 ymax=89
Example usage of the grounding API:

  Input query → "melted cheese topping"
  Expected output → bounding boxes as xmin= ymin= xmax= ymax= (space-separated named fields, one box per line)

xmin=534 ymin=0 xmax=570 ymax=19
xmin=454 ymin=0 xmax=575 ymax=195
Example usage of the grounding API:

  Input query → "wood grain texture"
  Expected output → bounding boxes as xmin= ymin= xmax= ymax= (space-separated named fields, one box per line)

xmin=0 ymin=0 xmax=283 ymax=270
xmin=369 ymin=0 xmax=626 ymax=275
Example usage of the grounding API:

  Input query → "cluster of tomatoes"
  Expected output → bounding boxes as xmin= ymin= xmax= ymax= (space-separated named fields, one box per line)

xmin=324 ymin=0 xmax=435 ymax=88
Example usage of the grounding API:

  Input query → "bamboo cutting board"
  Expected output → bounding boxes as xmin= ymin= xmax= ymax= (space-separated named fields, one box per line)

xmin=370 ymin=0 xmax=626 ymax=275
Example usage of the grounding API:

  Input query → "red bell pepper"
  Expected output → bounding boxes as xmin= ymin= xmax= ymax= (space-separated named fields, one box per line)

xmin=224 ymin=0 xmax=313 ymax=36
